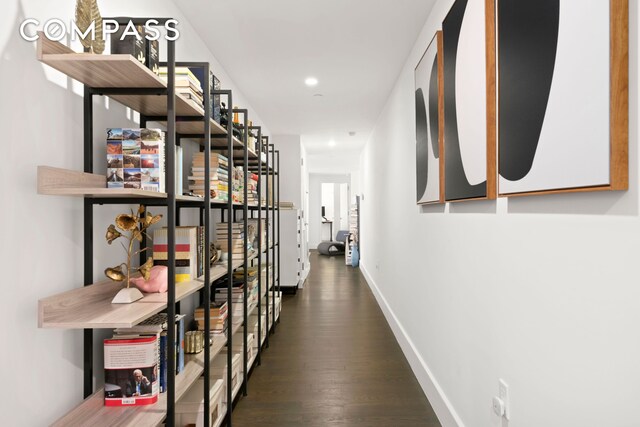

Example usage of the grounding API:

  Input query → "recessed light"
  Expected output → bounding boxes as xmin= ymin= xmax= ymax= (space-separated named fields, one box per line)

xmin=328 ymin=140 xmax=336 ymax=147
xmin=305 ymin=77 xmax=318 ymax=87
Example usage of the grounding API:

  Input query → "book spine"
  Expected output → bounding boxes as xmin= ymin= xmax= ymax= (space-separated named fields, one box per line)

xmin=176 ymin=144 xmax=183 ymax=196
xmin=159 ymin=333 xmax=167 ymax=393
xmin=177 ymin=316 xmax=185 ymax=373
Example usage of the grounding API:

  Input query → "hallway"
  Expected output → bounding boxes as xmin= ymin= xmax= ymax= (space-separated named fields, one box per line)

xmin=233 ymin=252 xmax=441 ymax=426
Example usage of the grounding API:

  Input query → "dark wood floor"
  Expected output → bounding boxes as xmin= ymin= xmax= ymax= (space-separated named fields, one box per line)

xmin=232 ymin=251 xmax=441 ymax=427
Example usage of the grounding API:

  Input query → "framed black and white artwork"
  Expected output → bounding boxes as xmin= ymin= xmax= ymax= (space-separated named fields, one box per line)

xmin=415 ymin=31 xmax=444 ymax=204
xmin=498 ymin=0 xmax=628 ymax=196
xmin=442 ymin=0 xmax=496 ymax=202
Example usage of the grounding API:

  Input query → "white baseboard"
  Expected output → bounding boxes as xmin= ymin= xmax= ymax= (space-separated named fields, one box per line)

xmin=360 ymin=264 xmax=465 ymax=427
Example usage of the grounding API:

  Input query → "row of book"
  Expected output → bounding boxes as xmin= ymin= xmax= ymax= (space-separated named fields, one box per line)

xmin=105 ymin=127 xmax=258 ymax=200
xmin=151 ymin=220 xmax=267 ymax=283
xmin=157 ymin=67 xmax=223 ymax=125
xmin=103 ymin=314 xmax=185 ymax=407
xmin=212 ymin=270 xmax=259 ymax=324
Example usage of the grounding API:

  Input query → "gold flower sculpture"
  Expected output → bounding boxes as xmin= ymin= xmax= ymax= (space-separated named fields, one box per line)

xmin=75 ymin=0 xmax=105 ymax=54
xmin=105 ymin=205 xmax=162 ymax=303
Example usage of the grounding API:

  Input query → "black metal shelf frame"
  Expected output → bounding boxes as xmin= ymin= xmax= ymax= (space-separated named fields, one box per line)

xmin=169 ymin=82 xmax=238 ymax=425
xmin=77 ymin=19 xmax=280 ymax=425
xmin=81 ymin=16 xmax=185 ymax=425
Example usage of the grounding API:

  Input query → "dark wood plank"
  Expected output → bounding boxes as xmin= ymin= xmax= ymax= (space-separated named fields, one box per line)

xmin=233 ymin=252 xmax=441 ymax=426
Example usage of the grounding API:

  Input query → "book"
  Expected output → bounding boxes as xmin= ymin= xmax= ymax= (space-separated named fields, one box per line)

xmin=110 ymin=25 xmax=146 ymax=65
xmin=158 ymin=67 xmax=203 ymax=92
xmin=113 ymin=313 xmax=167 ymax=334
xmin=104 ymin=335 xmax=159 ymax=406
xmin=176 ymin=314 xmax=185 ymax=373
xmin=107 ymin=128 xmax=165 ymax=192
xmin=153 ymin=227 xmax=199 ymax=282
xmin=159 ymin=332 xmax=167 ymax=393
xmin=146 ymin=38 xmax=159 ymax=75
xmin=113 ymin=313 xmax=185 ymax=387
xmin=175 ymin=145 xmax=183 ymax=196
xmin=189 ymin=67 xmax=222 ymax=123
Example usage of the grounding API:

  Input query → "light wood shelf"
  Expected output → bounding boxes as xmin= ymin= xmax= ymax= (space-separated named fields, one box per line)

xmin=51 ymin=336 xmax=227 ymax=427
xmin=197 ymin=262 xmax=229 ymax=283
xmin=37 ymin=35 xmax=164 ymax=89
xmin=109 ymin=92 xmax=204 ymax=118
xmin=37 ymin=166 xmax=221 ymax=203
xmin=37 ymin=36 xmax=204 ymax=118
xmin=38 ymin=254 xmax=260 ymax=329
xmin=36 ymin=37 xmax=269 ymax=162
xmin=38 ymin=280 xmax=203 ymax=329
xmin=171 ymin=119 xmax=228 ymax=136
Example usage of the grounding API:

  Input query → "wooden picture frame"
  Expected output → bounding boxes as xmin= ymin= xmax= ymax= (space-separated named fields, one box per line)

xmin=442 ymin=0 xmax=497 ymax=202
xmin=497 ymin=0 xmax=628 ymax=197
xmin=415 ymin=31 xmax=445 ymax=205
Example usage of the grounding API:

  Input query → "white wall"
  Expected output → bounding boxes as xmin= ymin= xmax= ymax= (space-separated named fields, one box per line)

xmin=272 ymin=134 xmax=302 ymax=208
xmin=359 ymin=1 xmax=640 ymax=427
xmin=309 ymin=173 xmax=350 ymax=248
xmin=0 ymin=1 xmax=271 ymax=425
xmin=307 ymin=149 xmax=361 ymax=175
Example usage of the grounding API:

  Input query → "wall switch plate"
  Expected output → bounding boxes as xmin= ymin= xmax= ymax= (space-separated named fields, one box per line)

xmin=499 ymin=379 xmax=510 ymax=420
xmin=492 ymin=396 xmax=505 ymax=417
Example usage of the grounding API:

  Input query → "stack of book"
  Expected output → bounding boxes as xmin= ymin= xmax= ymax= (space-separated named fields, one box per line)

xmin=247 ymin=219 xmax=266 ymax=250
xmin=194 ymin=301 xmax=228 ymax=338
xmin=215 ymin=222 xmax=247 ymax=261
xmin=159 ymin=67 xmax=204 ymax=111
xmin=188 ymin=153 xmax=229 ymax=201
xmin=279 ymin=201 xmax=295 ymax=209
xmin=232 ymin=167 xmax=244 ymax=203
xmin=234 ymin=268 xmax=259 ymax=307
xmin=247 ymin=172 xmax=259 ymax=205
xmin=213 ymin=279 xmax=245 ymax=323
xmin=153 ymin=226 xmax=205 ymax=282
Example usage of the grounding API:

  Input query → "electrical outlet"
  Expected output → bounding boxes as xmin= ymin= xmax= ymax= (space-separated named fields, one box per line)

xmin=498 ymin=379 xmax=510 ymax=420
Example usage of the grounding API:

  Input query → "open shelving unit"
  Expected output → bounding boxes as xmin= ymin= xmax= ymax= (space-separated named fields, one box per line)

xmin=35 ymin=17 xmax=281 ymax=427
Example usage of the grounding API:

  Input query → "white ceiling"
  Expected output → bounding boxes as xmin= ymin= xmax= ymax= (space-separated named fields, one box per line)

xmin=175 ymin=0 xmax=436 ymax=154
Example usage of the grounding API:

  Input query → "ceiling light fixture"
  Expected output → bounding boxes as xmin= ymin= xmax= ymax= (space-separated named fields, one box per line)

xmin=328 ymin=140 xmax=336 ymax=147
xmin=305 ymin=77 xmax=318 ymax=87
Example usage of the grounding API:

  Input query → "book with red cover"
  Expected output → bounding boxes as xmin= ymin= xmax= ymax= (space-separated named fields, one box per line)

xmin=103 ymin=335 xmax=159 ymax=406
